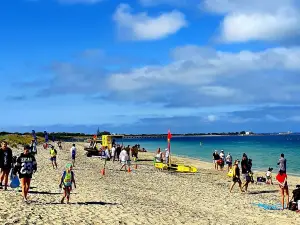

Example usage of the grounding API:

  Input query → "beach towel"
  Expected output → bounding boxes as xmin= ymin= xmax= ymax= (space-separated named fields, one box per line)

xmin=253 ymin=203 xmax=282 ymax=210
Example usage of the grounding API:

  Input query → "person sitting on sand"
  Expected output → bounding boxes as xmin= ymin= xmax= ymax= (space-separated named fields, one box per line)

xmin=59 ymin=163 xmax=76 ymax=204
xmin=119 ymin=148 xmax=130 ymax=172
xmin=230 ymin=159 xmax=243 ymax=193
xmin=213 ymin=150 xmax=220 ymax=170
xmin=226 ymin=152 xmax=232 ymax=172
xmin=0 ymin=141 xmax=13 ymax=191
xmin=276 ymin=171 xmax=289 ymax=209
xmin=266 ymin=167 xmax=273 ymax=185
xmin=50 ymin=145 xmax=58 ymax=169
xmin=13 ymin=145 xmax=37 ymax=202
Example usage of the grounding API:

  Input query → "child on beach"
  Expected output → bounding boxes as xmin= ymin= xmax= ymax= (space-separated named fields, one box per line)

xmin=266 ymin=167 xmax=273 ymax=185
xmin=13 ymin=145 xmax=37 ymax=202
xmin=59 ymin=163 xmax=76 ymax=204
xmin=50 ymin=145 xmax=58 ymax=169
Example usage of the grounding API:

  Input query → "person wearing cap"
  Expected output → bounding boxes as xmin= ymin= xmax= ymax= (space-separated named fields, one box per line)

xmin=59 ymin=163 xmax=76 ymax=204
xmin=219 ymin=150 xmax=225 ymax=170
xmin=13 ymin=145 xmax=37 ymax=202
xmin=0 ymin=141 xmax=13 ymax=190
xmin=230 ymin=159 xmax=243 ymax=193
xmin=212 ymin=150 xmax=220 ymax=170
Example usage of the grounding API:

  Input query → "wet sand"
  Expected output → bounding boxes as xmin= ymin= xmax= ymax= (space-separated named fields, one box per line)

xmin=0 ymin=142 xmax=300 ymax=225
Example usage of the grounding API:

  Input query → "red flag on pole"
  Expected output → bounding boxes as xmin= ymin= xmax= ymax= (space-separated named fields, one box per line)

xmin=167 ymin=129 xmax=172 ymax=140
xmin=167 ymin=129 xmax=171 ymax=165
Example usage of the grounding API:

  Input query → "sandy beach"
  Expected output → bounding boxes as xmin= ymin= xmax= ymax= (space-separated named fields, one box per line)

xmin=1 ymin=142 xmax=300 ymax=225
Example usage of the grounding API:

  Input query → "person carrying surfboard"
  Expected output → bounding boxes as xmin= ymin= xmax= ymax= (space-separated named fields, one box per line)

xmin=59 ymin=163 xmax=76 ymax=204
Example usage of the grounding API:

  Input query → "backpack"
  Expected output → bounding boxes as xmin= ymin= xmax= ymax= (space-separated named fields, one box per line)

xmin=292 ymin=188 xmax=300 ymax=202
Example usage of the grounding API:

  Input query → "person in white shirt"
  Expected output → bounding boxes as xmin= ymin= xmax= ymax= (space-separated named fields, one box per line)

xmin=104 ymin=146 xmax=110 ymax=160
xmin=111 ymin=145 xmax=116 ymax=162
xmin=119 ymin=148 xmax=130 ymax=171
xmin=155 ymin=148 xmax=163 ymax=163
xmin=70 ymin=144 xmax=76 ymax=167
xmin=219 ymin=150 xmax=225 ymax=170
xmin=266 ymin=167 xmax=273 ymax=185
xmin=226 ymin=152 xmax=232 ymax=172
xmin=165 ymin=148 xmax=170 ymax=164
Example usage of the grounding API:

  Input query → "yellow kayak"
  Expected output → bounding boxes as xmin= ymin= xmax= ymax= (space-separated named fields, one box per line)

xmin=155 ymin=162 xmax=198 ymax=173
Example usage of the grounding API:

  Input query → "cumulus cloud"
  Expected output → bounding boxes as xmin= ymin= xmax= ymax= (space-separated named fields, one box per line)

xmin=202 ymin=0 xmax=300 ymax=42
xmin=112 ymin=3 xmax=187 ymax=41
xmin=104 ymin=45 xmax=300 ymax=107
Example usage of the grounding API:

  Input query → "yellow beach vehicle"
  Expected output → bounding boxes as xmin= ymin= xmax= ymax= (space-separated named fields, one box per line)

xmin=101 ymin=134 xmax=124 ymax=149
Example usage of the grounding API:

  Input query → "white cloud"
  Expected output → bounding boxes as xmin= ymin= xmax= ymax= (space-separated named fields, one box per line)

xmin=139 ymin=0 xmax=193 ymax=7
xmin=202 ymin=0 xmax=300 ymax=42
xmin=113 ymin=4 xmax=187 ymax=41
xmin=105 ymin=45 xmax=300 ymax=107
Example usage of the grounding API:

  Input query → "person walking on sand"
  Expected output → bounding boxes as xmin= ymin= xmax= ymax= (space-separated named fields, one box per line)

xmin=70 ymin=144 xmax=76 ymax=167
xmin=111 ymin=145 xmax=116 ymax=162
xmin=30 ymin=139 xmax=37 ymax=155
xmin=119 ymin=147 xmax=130 ymax=172
xmin=59 ymin=163 xmax=76 ymax=204
xmin=13 ymin=145 xmax=37 ymax=202
xmin=241 ymin=154 xmax=251 ymax=192
xmin=276 ymin=170 xmax=289 ymax=209
xmin=50 ymin=145 xmax=58 ymax=169
xmin=226 ymin=152 xmax=232 ymax=172
xmin=213 ymin=150 xmax=220 ymax=170
xmin=230 ymin=160 xmax=243 ymax=193
xmin=0 ymin=141 xmax=13 ymax=190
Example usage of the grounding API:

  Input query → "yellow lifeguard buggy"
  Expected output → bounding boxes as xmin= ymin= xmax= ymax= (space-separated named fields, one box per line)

xmin=101 ymin=135 xmax=124 ymax=149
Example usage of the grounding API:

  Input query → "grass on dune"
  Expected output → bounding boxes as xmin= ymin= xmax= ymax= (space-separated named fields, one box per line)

xmin=0 ymin=134 xmax=44 ymax=148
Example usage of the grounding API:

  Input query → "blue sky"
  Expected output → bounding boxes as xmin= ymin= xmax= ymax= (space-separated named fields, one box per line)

xmin=1 ymin=0 xmax=300 ymax=134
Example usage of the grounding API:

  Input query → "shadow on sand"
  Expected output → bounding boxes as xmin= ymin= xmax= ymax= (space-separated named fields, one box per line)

xmin=40 ymin=201 xmax=119 ymax=205
xmin=248 ymin=190 xmax=278 ymax=195
xmin=18 ymin=190 xmax=77 ymax=195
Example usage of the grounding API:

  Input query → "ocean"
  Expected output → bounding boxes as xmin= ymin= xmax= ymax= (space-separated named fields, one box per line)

xmin=122 ymin=135 xmax=300 ymax=175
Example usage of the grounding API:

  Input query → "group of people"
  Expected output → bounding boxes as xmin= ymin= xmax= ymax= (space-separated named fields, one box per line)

xmin=154 ymin=147 xmax=170 ymax=164
xmin=0 ymin=139 xmax=77 ymax=203
xmin=227 ymin=151 xmax=289 ymax=209
xmin=213 ymin=150 xmax=233 ymax=171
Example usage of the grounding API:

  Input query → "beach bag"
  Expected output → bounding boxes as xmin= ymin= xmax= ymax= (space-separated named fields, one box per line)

xmin=227 ymin=169 xmax=233 ymax=177
xmin=10 ymin=174 xmax=20 ymax=189
xmin=217 ymin=159 xmax=223 ymax=166
xmin=257 ymin=177 xmax=266 ymax=182
xmin=288 ymin=201 xmax=297 ymax=211
xmin=292 ymin=188 xmax=300 ymax=202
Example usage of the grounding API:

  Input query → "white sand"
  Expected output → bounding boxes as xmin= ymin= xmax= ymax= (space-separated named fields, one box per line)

xmin=0 ymin=142 xmax=300 ymax=225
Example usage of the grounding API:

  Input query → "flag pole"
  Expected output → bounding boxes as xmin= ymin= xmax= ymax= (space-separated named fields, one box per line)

xmin=167 ymin=129 xmax=171 ymax=167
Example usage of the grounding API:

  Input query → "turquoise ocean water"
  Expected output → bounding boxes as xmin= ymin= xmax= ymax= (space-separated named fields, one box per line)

xmin=123 ymin=135 xmax=300 ymax=175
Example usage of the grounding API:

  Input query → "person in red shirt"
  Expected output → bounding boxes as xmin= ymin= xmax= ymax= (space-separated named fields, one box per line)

xmin=276 ymin=171 xmax=289 ymax=209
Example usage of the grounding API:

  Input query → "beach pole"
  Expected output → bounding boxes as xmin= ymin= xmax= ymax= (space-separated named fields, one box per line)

xmin=168 ymin=129 xmax=172 ymax=167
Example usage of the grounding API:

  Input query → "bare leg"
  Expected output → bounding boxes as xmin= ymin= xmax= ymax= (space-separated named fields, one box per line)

xmin=3 ymin=169 xmax=10 ymax=190
xmin=230 ymin=182 xmax=236 ymax=192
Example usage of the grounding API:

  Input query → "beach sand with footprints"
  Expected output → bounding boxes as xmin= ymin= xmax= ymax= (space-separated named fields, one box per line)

xmin=0 ymin=142 xmax=300 ymax=225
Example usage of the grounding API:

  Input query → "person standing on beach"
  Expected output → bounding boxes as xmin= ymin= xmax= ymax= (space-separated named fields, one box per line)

xmin=30 ymin=139 xmax=37 ymax=155
xmin=165 ymin=148 xmax=170 ymax=164
xmin=116 ymin=145 xmax=121 ymax=161
xmin=277 ymin=153 xmax=286 ymax=173
xmin=70 ymin=144 xmax=76 ymax=167
xmin=50 ymin=145 xmax=58 ymax=169
xmin=0 ymin=141 xmax=13 ymax=190
xmin=241 ymin=154 xmax=251 ymax=192
xmin=213 ymin=150 xmax=220 ymax=170
xmin=226 ymin=152 xmax=232 ymax=172
xmin=59 ymin=163 xmax=76 ymax=204
xmin=230 ymin=160 xmax=243 ymax=193
xmin=13 ymin=145 xmax=37 ymax=202
xmin=111 ymin=145 xmax=116 ymax=162
xmin=276 ymin=171 xmax=289 ymax=209
xmin=119 ymin=147 xmax=130 ymax=171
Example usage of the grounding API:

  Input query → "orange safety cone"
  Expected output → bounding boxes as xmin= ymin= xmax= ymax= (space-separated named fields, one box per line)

xmin=128 ymin=167 xmax=131 ymax=173
xmin=135 ymin=164 xmax=138 ymax=169
xmin=100 ymin=168 xmax=105 ymax=175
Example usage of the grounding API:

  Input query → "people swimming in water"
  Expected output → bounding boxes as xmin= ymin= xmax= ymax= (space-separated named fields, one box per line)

xmin=13 ymin=145 xmax=37 ymax=202
xmin=59 ymin=163 xmax=76 ymax=204
xmin=50 ymin=145 xmax=58 ymax=169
